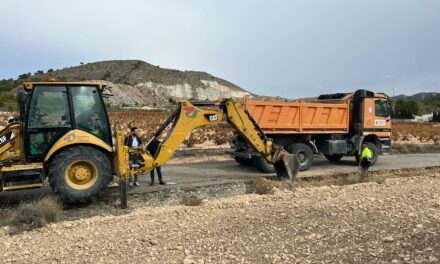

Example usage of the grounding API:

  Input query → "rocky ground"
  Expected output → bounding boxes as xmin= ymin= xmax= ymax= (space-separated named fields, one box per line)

xmin=1 ymin=170 xmax=439 ymax=263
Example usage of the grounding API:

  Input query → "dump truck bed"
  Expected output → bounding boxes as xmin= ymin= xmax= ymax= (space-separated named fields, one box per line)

xmin=244 ymin=98 xmax=350 ymax=134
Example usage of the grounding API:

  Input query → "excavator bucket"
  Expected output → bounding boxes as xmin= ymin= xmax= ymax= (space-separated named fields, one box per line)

xmin=274 ymin=154 xmax=300 ymax=182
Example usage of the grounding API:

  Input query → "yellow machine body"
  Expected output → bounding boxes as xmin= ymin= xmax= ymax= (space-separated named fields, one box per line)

xmin=0 ymin=82 xmax=298 ymax=203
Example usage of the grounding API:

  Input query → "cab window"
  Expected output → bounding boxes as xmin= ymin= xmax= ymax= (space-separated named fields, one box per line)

xmin=71 ymin=86 xmax=111 ymax=144
xmin=375 ymin=99 xmax=389 ymax=117
xmin=26 ymin=85 xmax=71 ymax=159
xmin=28 ymin=86 xmax=71 ymax=128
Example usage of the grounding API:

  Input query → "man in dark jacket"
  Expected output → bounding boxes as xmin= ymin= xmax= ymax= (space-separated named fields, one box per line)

xmin=125 ymin=127 xmax=142 ymax=186
xmin=147 ymin=132 xmax=165 ymax=185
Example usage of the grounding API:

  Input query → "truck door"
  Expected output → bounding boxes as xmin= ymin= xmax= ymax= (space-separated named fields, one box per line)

xmin=363 ymin=97 xmax=391 ymax=135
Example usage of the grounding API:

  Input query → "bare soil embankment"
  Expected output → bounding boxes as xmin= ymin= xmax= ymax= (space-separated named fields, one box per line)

xmin=1 ymin=168 xmax=439 ymax=263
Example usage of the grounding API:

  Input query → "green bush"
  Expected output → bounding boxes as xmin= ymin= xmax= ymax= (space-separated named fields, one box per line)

xmin=393 ymin=99 xmax=419 ymax=119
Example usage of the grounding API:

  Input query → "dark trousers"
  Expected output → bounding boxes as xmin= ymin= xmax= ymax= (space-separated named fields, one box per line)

xmin=150 ymin=167 xmax=163 ymax=183
xmin=130 ymin=155 xmax=141 ymax=183
xmin=360 ymin=158 xmax=371 ymax=180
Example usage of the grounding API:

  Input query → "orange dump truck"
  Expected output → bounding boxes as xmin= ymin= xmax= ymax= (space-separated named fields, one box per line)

xmin=230 ymin=90 xmax=392 ymax=172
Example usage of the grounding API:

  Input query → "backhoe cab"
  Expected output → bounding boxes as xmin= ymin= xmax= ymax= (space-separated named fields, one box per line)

xmin=0 ymin=82 xmax=298 ymax=203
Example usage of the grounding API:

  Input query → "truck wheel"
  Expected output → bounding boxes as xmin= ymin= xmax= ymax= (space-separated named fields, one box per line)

xmin=48 ymin=146 xmax=112 ymax=203
xmin=252 ymin=156 xmax=275 ymax=173
xmin=355 ymin=142 xmax=379 ymax=165
xmin=324 ymin=154 xmax=343 ymax=162
xmin=287 ymin=143 xmax=313 ymax=171
xmin=234 ymin=156 xmax=253 ymax=166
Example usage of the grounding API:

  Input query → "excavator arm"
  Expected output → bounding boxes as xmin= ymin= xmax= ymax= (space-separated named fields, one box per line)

xmin=115 ymin=98 xmax=299 ymax=187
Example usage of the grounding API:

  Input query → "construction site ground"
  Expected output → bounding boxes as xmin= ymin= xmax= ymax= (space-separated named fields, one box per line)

xmin=1 ymin=159 xmax=439 ymax=263
xmin=1 ymin=152 xmax=439 ymax=206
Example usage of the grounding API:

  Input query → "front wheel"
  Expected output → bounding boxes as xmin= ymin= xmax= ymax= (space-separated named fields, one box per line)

xmin=48 ymin=146 xmax=112 ymax=203
xmin=252 ymin=156 xmax=275 ymax=173
xmin=234 ymin=156 xmax=253 ymax=166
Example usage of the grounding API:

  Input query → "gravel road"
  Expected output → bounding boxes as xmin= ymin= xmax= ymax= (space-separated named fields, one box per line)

xmin=1 ymin=153 xmax=439 ymax=205
xmin=1 ymin=169 xmax=439 ymax=263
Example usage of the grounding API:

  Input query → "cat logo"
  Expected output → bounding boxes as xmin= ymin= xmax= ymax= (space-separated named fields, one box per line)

xmin=205 ymin=114 xmax=218 ymax=122
xmin=0 ymin=135 xmax=7 ymax=145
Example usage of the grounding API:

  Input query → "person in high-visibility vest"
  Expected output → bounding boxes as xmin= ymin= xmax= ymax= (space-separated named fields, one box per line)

xmin=360 ymin=143 xmax=372 ymax=180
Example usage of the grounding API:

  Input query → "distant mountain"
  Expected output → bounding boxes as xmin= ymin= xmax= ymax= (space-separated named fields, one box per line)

xmin=21 ymin=60 xmax=251 ymax=108
xmin=393 ymin=92 xmax=439 ymax=102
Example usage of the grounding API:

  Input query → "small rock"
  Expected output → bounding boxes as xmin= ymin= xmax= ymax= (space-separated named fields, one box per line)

xmin=149 ymin=240 xmax=158 ymax=246
xmin=273 ymin=254 xmax=281 ymax=260
xmin=429 ymin=256 xmax=438 ymax=262
xmin=416 ymin=224 xmax=423 ymax=229
xmin=382 ymin=236 xmax=394 ymax=243
xmin=184 ymin=255 xmax=195 ymax=264
xmin=391 ymin=260 xmax=398 ymax=264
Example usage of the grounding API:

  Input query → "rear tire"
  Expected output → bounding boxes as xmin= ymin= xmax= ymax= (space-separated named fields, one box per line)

xmin=287 ymin=143 xmax=313 ymax=171
xmin=355 ymin=142 xmax=379 ymax=165
xmin=324 ymin=154 xmax=343 ymax=162
xmin=252 ymin=156 xmax=275 ymax=173
xmin=234 ymin=156 xmax=253 ymax=166
xmin=48 ymin=146 xmax=112 ymax=203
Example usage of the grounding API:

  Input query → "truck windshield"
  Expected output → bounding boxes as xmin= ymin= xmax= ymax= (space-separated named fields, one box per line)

xmin=375 ymin=99 xmax=390 ymax=117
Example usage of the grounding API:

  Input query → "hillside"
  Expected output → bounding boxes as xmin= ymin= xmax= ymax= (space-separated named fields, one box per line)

xmin=0 ymin=60 xmax=251 ymax=109
xmin=35 ymin=60 xmax=250 ymax=105
xmin=393 ymin=92 xmax=439 ymax=102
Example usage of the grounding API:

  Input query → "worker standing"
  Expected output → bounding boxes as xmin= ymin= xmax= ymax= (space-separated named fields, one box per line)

xmin=360 ymin=143 xmax=372 ymax=181
xmin=147 ymin=132 xmax=166 ymax=186
xmin=124 ymin=127 xmax=142 ymax=186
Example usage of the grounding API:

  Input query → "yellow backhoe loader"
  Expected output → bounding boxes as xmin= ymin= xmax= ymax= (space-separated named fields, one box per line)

xmin=0 ymin=82 xmax=299 ymax=204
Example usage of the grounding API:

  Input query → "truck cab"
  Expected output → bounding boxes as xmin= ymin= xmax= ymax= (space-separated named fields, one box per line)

xmin=350 ymin=90 xmax=392 ymax=155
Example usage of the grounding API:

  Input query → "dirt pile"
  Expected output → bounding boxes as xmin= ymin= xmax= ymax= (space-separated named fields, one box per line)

xmin=1 ymin=172 xmax=439 ymax=263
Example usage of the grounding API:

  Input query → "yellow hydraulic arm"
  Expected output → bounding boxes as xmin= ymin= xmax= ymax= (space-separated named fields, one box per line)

xmin=115 ymin=98 xmax=299 ymax=195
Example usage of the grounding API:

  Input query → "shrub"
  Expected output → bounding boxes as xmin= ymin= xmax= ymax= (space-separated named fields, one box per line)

xmin=7 ymin=196 xmax=62 ymax=234
xmin=248 ymin=177 xmax=275 ymax=195
xmin=248 ymin=177 xmax=293 ymax=195
xmin=35 ymin=196 xmax=62 ymax=223
xmin=183 ymin=133 xmax=197 ymax=148
xmin=9 ymin=203 xmax=47 ymax=230
xmin=102 ymin=71 xmax=111 ymax=80
xmin=181 ymin=194 xmax=203 ymax=206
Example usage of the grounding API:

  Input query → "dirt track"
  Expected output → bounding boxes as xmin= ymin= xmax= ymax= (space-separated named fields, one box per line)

xmin=1 ymin=153 xmax=439 ymax=206
xmin=1 ymin=169 xmax=440 ymax=263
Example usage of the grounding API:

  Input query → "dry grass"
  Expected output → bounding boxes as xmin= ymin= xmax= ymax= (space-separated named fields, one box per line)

xmin=248 ymin=177 xmax=294 ymax=195
xmin=109 ymin=111 xmax=233 ymax=147
xmin=3 ymin=111 xmax=439 ymax=148
xmin=35 ymin=196 xmax=62 ymax=223
xmin=393 ymin=122 xmax=440 ymax=144
xmin=6 ymin=196 xmax=62 ymax=234
xmin=180 ymin=194 xmax=204 ymax=206
xmin=391 ymin=143 xmax=440 ymax=154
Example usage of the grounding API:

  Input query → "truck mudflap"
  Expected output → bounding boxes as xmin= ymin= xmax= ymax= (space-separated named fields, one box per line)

xmin=274 ymin=153 xmax=300 ymax=182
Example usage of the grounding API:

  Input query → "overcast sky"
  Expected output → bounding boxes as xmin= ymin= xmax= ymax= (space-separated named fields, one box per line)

xmin=0 ymin=0 xmax=439 ymax=98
